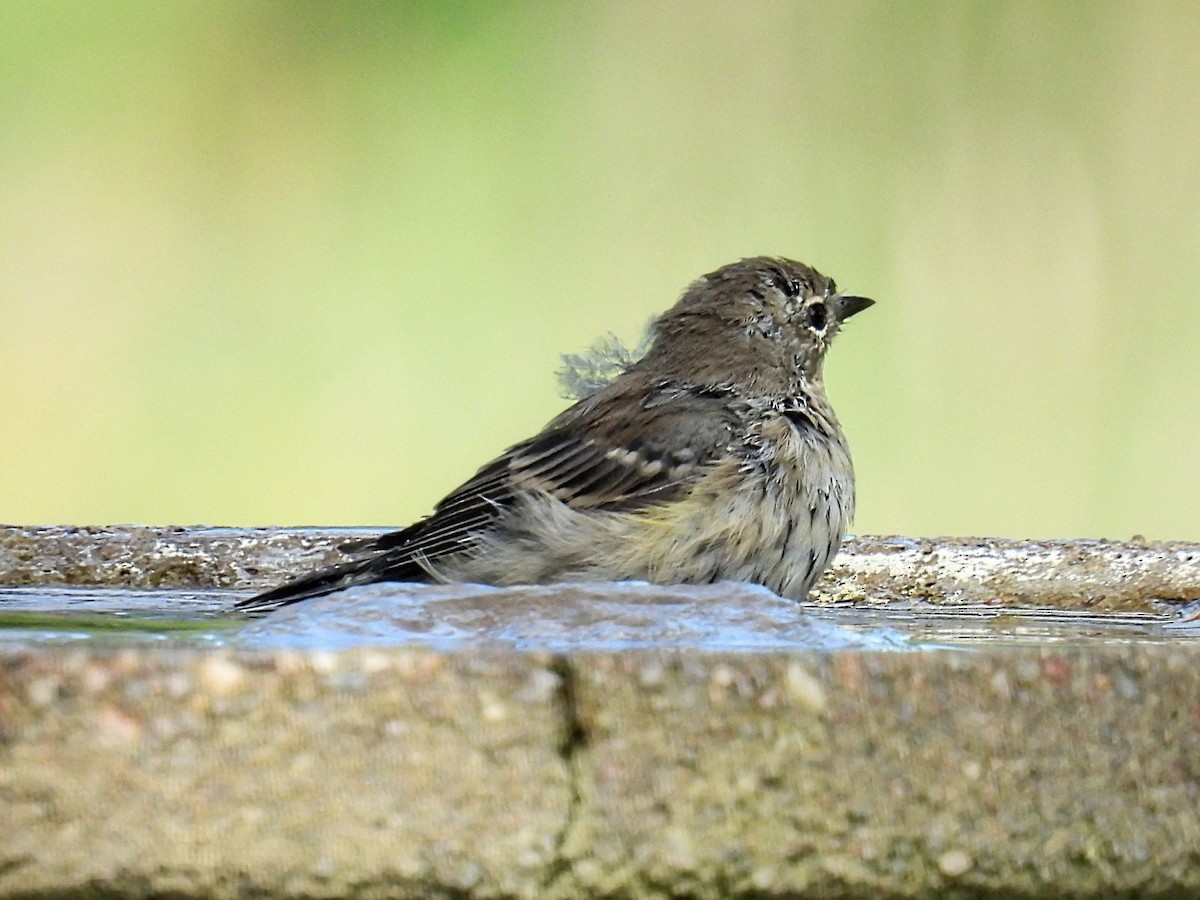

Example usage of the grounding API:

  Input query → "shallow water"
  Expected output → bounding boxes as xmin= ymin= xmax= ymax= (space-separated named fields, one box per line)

xmin=1 ymin=582 xmax=1196 ymax=653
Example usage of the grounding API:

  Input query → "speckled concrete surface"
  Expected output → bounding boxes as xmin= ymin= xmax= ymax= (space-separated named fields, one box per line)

xmin=1 ymin=648 xmax=572 ymax=898
xmin=2 ymin=646 xmax=1199 ymax=898
xmin=2 ymin=525 xmax=1198 ymax=612
xmin=565 ymin=651 xmax=1200 ymax=897
xmin=1 ymin=526 xmax=1199 ymax=898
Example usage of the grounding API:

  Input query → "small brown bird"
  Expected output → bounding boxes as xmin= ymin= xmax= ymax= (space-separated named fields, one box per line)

xmin=239 ymin=257 xmax=873 ymax=612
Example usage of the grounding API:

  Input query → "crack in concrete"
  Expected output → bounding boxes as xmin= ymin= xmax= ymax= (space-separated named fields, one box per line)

xmin=542 ymin=654 xmax=587 ymax=895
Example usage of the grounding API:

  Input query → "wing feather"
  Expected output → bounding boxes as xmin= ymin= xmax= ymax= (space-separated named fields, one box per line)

xmin=239 ymin=376 xmax=744 ymax=610
xmin=387 ymin=379 xmax=741 ymax=560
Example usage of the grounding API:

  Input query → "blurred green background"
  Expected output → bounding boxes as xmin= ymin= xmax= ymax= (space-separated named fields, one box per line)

xmin=1 ymin=1 xmax=1197 ymax=540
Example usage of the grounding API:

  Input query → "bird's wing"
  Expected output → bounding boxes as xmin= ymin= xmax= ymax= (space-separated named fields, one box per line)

xmin=237 ymin=379 xmax=742 ymax=611
xmin=369 ymin=377 xmax=743 ymax=560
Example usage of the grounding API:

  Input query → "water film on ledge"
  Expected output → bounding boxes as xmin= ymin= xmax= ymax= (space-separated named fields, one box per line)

xmin=0 ymin=578 xmax=1196 ymax=654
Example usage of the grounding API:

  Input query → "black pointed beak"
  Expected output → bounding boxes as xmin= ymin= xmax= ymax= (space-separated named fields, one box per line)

xmin=838 ymin=295 xmax=875 ymax=320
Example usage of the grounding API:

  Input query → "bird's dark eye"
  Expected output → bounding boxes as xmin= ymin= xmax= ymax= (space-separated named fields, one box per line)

xmin=806 ymin=302 xmax=828 ymax=331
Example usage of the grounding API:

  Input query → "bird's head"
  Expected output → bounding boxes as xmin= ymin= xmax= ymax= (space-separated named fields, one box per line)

xmin=645 ymin=257 xmax=874 ymax=392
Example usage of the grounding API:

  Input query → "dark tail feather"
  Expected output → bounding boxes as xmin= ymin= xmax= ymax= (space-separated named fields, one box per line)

xmin=236 ymin=558 xmax=378 ymax=614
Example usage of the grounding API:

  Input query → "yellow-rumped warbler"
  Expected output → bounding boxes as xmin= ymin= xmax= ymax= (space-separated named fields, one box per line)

xmin=240 ymin=257 xmax=873 ymax=612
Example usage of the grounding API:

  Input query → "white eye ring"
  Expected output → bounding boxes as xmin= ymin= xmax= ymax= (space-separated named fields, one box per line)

xmin=805 ymin=301 xmax=828 ymax=333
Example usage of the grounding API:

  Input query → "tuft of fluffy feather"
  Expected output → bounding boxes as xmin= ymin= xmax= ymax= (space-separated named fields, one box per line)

xmin=556 ymin=328 xmax=654 ymax=400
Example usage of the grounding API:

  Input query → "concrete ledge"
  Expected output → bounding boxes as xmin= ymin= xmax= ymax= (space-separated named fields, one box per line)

xmin=2 ymin=645 xmax=1199 ymax=898
xmin=1 ymin=648 xmax=570 ymax=898
xmin=1 ymin=527 xmax=1199 ymax=898
xmin=2 ymin=525 xmax=1198 ymax=611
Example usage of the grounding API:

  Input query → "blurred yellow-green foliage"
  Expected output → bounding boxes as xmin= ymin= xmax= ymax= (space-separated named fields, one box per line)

xmin=1 ymin=2 xmax=1197 ymax=540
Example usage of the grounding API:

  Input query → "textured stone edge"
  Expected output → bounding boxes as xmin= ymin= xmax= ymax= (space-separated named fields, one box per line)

xmin=1 ymin=525 xmax=1198 ymax=612
xmin=0 ymin=647 xmax=575 ymax=899
xmin=1 ymin=644 xmax=1199 ymax=898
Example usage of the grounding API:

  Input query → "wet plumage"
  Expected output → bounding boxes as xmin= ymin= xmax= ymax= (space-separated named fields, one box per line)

xmin=239 ymin=257 xmax=872 ymax=612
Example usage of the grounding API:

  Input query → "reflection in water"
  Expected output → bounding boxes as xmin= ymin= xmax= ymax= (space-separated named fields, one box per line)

xmin=234 ymin=582 xmax=915 ymax=653
xmin=0 ymin=583 xmax=1196 ymax=653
